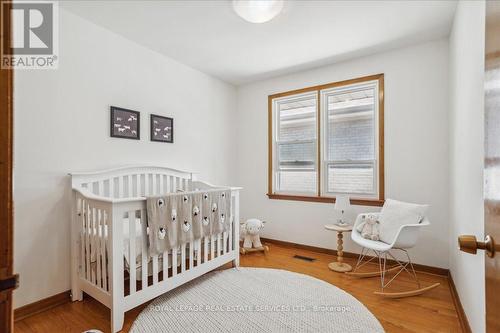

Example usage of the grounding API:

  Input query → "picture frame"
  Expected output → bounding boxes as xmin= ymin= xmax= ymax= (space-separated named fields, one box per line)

xmin=150 ymin=114 xmax=174 ymax=143
xmin=110 ymin=106 xmax=140 ymax=140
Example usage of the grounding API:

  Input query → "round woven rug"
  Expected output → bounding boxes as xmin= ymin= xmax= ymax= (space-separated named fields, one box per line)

xmin=130 ymin=267 xmax=384 ymax=333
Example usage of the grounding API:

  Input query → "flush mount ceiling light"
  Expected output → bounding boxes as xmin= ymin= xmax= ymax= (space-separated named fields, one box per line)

xmin=232 ymin=0 xmax=284 ymax=24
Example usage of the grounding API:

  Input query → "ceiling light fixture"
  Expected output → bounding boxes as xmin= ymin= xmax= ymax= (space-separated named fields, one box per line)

xmin=232 ymin=0 xmax=284 ymax=24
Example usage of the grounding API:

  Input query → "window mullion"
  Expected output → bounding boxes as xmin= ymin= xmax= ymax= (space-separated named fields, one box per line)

xmin=316 ymin=90 xmax=321 ymax=197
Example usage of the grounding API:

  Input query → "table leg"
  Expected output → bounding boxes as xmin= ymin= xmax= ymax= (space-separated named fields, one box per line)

xmin=328 ymin=231 xmax=352 ymax=273
xmin=337 ymin=232 xmax=344 ymax=264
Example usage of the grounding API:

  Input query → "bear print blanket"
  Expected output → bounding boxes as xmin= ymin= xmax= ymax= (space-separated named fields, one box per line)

xmin=146 ymin=189 xmax=231 ymax=256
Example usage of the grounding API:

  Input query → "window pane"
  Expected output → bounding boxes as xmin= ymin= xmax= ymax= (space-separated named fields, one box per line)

xmin=327 ymin=164 xmax=374 ymax=194
xmin=278 ymin=141 xmax=315 ymax=169
xmin=327 ymin=87 xmax=375 ymax=161
xmin=278 ymin=96 xmax=316 ymax=141
xmin=278 ymin=171 xmax=316 ymax=193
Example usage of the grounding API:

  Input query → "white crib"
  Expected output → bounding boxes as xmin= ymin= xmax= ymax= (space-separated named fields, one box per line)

xmin=69 ymin=166 xmax=241 ymax=332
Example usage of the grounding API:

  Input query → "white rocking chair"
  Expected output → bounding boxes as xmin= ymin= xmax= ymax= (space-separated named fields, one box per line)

xmin=346 ymin=212 xmax=440 ymax=298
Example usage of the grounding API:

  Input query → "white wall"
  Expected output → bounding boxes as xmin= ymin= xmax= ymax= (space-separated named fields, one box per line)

xmin=13 ymin=9 xmax=236 ymax=308
xmin=449 ymin=1 xmax=486 ymax=332
xmin=236 ymin=39 xmax=450 ymax=268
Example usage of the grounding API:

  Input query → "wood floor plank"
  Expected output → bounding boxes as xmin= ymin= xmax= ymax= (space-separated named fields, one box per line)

xmin=14 ymin=242 xmax=462 ymax=332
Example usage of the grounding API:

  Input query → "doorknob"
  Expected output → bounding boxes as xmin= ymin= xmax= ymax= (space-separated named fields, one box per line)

xmin=458 ymin=235 xmax=498 ymax=258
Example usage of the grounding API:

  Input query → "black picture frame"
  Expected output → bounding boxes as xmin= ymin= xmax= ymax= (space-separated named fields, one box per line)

xmin=150 ymin=114 xmax=174 ymax=143
xmin=110 ymin=106 xmax=140 ymax=140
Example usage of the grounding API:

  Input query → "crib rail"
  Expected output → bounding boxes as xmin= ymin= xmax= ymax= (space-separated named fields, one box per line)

xmin=71 ymin=165 xmax=193 ymax=200
xmin=70 ymin=193 xmax=113 ymax=308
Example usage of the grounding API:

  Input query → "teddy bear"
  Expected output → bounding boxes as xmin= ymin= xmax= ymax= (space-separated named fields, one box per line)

xmin=355 ymin=214 xmax=380 ymax=241
xmin=240 ymin=218 xmax=265 ymax=249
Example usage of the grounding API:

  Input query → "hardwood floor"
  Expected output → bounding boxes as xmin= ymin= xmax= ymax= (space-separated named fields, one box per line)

xmin=15 ymin=243 xmax=461 ymax=333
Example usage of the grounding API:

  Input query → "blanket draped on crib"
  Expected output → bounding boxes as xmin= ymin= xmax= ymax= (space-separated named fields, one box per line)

xmin=146 ymin=189 xmax=231 ymax=256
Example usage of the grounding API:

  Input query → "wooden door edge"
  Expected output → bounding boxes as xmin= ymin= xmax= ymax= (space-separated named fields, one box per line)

xmin=0 ymin=0 xmax=14 ymax=331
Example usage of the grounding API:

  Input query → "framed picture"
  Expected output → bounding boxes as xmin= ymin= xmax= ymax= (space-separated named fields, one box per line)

xmin=110 ymin=106 xmax=140 ymax=140
xmin=150 ymin=114 xmax=174 ymax=143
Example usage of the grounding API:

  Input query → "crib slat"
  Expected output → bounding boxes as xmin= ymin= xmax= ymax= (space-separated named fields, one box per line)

xmin=157 ymin=174 xmax=161 ymax=194
xmin=128 ymin=175 xmax=133 ymax=197
xmin=129 ymin=210 xmax=137 ymax=294
xmin=189 ymin=242 xmax=194 ymax=269
xmin=234 ymin=191 xmax=240 ymax=266
xmin=109 ymin=178 xmax=115 ymax=198
xmin=144 ymin=174 xmax=149 ymax=196
xmin=101 ymin=210 xmax=107 ymax=291
xmin=162 ymin=250 xmax=168 ymax=280
xmin=217 ymin=233 xmax=221 ymax=257
xmin=223 ymin=232 xmax=227 ymax=254
xmin=229 ymin=195 xmax=233 ymax=252
xmin=172 ymin=247 xmax=177 ymax=276
xmin=98 ymin=181 xmax=104 ymax=196
xmin=140 ymin=209 xmax=148 ymax=289
xmin=85 ymin=204 xmax=91 ymax=281
xmin=118 ymin=176 xmax=124 ymax=198
xmin=166 ymin=176 xmax=171 ymax=193
xmin=136 ymin=174 xmax=141 ymax=196
xmin=96 ymin=209 xmax=102 ymax=288
xmin=80 ymin=201 xmax=86 ymax=280
xmin=184 ymin=178 xmax=189 ymax=191
xmin=152 ymin=255 xmax=159 ymax=284
xmin=210 ymin=235 xmax=215 ymax=260
xmin=229 ymin=216 xmax=233 ymax=252
xmin=196 ymin=240 xmax=201 ymax=266
xmin=91 ymin=208 xmax=97 ymax=285
xmin=204 ymin=237 xmax=208 ymax=263
xmin=181 ymin=244 xmax=186 ymax=272
xmin=151 ymin=174 xmax=157 ymax=195
xmin=172 ymin=176 xmax=176 ymax=192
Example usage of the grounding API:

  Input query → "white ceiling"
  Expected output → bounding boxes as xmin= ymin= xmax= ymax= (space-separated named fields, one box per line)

xmin=61 ymin=0 xmax=457 ymax=85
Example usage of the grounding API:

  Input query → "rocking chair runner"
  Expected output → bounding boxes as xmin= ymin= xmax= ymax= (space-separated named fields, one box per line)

xmin=346 ymin=212 xmax=440 ymax=298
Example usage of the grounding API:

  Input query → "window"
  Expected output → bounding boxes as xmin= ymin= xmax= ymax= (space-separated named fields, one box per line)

xmin=268 ymin=74 xmax=384 ymax=206
xmin=273 ymin=92 xmax=317 ymax=194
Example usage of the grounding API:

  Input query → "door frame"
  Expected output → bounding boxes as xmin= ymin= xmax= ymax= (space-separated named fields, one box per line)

xmin=0 ymin=0 xmax=14 ymax=331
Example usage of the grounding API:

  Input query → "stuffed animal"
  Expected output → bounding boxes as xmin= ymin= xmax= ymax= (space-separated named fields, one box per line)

xmin=158 ymin=227 xmax=166 ymax=240
xmin=182 ymin=220 xmax=191 ymax=232
xmin=355 ymin=214 xmax=380 ymax=241
xmin=193 ymin=205 xmax=200 ymax=217
xmin=240 ymin=218 xmax=265 ymax=249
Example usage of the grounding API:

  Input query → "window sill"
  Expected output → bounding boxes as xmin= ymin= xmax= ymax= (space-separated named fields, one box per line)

xmin=266 ymin=193 xmax=385 ymax=207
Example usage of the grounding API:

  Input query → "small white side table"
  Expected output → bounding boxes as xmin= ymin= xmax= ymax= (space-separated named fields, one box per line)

xmin=325 ymin=224 xmax=353 ymax=273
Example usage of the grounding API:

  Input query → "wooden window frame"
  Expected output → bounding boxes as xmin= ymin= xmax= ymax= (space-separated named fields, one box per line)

xmin=267 ymin=74 xmax=385 ymax=207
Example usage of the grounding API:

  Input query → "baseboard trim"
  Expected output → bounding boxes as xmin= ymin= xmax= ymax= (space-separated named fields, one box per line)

xmin=260 ymin=237 xmax=449 ymax=276
xmin=448 ymin=272 xmax=472 ymax=333
xmin=14 ymin=290 xmax=71 ymax=322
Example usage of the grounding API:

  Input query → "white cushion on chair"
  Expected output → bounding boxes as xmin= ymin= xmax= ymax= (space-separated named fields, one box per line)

xmin=351 ymin=227 xmax=392 ymax=252
xmin=378 ymin=199 xmax=428 ymax=244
